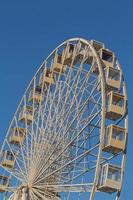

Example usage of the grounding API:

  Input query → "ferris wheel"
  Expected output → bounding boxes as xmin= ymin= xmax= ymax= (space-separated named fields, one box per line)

xmin=0 ymin=38 xmax=128 ymax=200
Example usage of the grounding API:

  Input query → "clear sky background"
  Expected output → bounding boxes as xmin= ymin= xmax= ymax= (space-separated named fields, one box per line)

xmin=0 ymin=1 xmax=132 ymax=199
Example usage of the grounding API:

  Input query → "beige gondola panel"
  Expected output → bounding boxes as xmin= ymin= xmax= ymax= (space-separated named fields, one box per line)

xmin=106 ymin=91 xmax=126 ymax=120
xmin=91 ymin=40 xmax=104 ymax=52
xmin=99 ymin=48 xmax=114 ymax=68
xmin=19 ymin=106 xmax=33 ymax=125
xmin=39 ymin=68 xmax=54 ymax=86
xmin=92 ymin=48 xmax=114 ymax=74
xmin=63 ymin=44 xmax=75 ymax=66
xmin=0 ymin=176 xmax=9 ymax=192
xmin=1 ymin=150 xmax=16 ymax=168
xmin=98 ymin=67 xmax=121 ymax=91
xmin=52 ymin=54 xmax=66 ymax=74
xmin=98 ymin=164 xmax=121 ymax=193
xmin=103 ymin=124 xmax=126 ymax=154
xmin=104 ymin=67 xmax=121 ymax=91
xmin=29 ymin=86 xmax=42 ymax=103
xmin=9 ymin=127 xmax=25 ymax=145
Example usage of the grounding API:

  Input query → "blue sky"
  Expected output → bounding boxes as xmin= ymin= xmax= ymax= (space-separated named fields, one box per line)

xmin=0 ymin=0 xmax=132 ymax=199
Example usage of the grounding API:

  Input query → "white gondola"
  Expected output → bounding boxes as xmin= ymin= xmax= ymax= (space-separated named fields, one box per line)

xmin=98 ymin=164 xmax=121 ymax=193
xmin=106 ymin=91 xmax=126 ymax=120
xmin=103 ymin=125 xmax=126 ymax=154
